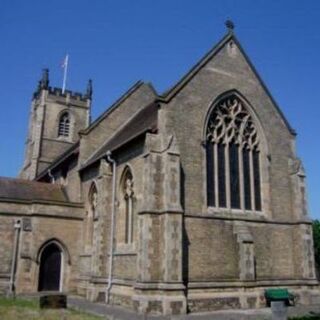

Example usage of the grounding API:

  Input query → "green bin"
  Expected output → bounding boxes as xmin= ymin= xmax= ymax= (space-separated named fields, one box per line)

xmin=264 ymin=288 xmax=295 ymax=307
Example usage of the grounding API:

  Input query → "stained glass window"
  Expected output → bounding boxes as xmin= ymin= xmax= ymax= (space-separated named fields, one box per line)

xmin=206 ymin=95 xmax=262 ymax=211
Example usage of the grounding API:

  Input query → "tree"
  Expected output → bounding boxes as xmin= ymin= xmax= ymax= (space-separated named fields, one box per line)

xmin=312 ymin=220 xmax=320 ymax=278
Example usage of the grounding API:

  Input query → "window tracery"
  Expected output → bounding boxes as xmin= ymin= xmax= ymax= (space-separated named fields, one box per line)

xmin=206 ymin=95 xmax=262 ymax=211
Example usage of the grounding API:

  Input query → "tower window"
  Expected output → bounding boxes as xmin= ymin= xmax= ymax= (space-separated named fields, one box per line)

xmin=58 ymin=112 xmax=70 ymax=137
xmin=206 ymin=95 xmax=262 ymax=211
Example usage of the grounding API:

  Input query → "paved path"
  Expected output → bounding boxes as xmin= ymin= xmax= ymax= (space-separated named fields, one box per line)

xmin=68 ymin=296 xmax=320 ymax=320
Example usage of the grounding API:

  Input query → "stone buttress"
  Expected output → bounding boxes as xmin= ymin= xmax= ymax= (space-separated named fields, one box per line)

xmin=133 ymin=130 xmax=186 ymax=315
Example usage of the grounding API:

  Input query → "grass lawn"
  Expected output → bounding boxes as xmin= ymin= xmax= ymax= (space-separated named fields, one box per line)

xmin=290 ymin=317 xmax=320 ymax=320
xmin=0 ymin=296 xmax=103 ymax=320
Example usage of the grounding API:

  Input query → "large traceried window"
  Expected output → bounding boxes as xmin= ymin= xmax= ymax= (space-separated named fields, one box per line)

xmin=206 ymin=94 xmax=262 ymax=212
xmin=58 ymin=112 xmax=70 ymax=137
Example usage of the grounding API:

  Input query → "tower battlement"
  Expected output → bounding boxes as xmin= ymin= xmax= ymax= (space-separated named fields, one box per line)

xmin=47 ymin=86 xmax=89 ymax=101
xmin=32 ymin=69 xmax=93 ymax=102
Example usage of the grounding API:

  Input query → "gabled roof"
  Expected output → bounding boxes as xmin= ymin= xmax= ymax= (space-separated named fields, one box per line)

xmin=80 ymin=81 xmax=157 ymax=135
xmin=158 ymin=31 xmax=296 ymax=136
xmin=0 ymin=177 xmax=69 ymax=203
xmin=81 ymin=101 xmax=158 ymax=170
xmin=36 ymin=141 xmax=80 ymax=181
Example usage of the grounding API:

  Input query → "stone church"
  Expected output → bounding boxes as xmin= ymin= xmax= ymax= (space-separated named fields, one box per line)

xmin=0 ymin=24 xmax=318 ymax=315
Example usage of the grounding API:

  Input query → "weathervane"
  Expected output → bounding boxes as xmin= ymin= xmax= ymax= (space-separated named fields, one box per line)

xmin=225 ymin=20 xmax=235 ymax=33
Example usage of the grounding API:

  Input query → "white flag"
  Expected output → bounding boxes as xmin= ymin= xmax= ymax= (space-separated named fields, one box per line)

xmin=60 ymin=54 xmax=69 ymax=69
xmin=61 ymin=54 xmax=69 ymax=93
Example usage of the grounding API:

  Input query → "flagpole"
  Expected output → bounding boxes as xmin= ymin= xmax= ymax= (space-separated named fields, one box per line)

xmin=62 ymin=54 xmax=69 ymax=94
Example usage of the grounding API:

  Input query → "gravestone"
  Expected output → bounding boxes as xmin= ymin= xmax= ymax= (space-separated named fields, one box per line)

xmin=40 ymin=294 xmax=67 ymax=309
xmin=271 ymin=301 xmax=287 ymax=320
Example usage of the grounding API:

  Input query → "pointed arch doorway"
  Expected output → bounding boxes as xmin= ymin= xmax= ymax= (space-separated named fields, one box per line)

xmin=38 ymin=242 xmax=63 ymax=291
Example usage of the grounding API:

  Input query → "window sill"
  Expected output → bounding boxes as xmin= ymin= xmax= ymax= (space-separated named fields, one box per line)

xmin=206 ymin=207 xmax=265 ymax=219
xmin=56 ymin=136 xmax=72 ymax=143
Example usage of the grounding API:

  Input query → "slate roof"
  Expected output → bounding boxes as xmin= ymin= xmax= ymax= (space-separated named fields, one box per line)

xmin=81 ymin=101 xmax=158 ymax=170
xmin=0 ymin=177 xmax=69 ymax=202
xmin=80 ymin=81 xmax=157 ymax=135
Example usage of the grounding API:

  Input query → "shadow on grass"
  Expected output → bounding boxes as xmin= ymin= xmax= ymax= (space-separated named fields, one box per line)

xmin=290 ymin=315 xmax=320 ymax=320
xmin=0 ymin=296 xmax=103 ymax=320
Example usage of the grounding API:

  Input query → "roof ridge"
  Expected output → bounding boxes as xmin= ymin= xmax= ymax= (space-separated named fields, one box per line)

xmin=82 ymin=100 xmax=158 ymax=168
xmin=230 ymin=35 xmax=296 ymax=136
xmin=157 ymin=31 xmax=295 ymax=135
xmin=0 ymin=176 xmax=60 ymax=186
xmin=80 ymin=80 xmax=144 ymax=135
xmin=158 ymin=32 xmax=233 ymax=101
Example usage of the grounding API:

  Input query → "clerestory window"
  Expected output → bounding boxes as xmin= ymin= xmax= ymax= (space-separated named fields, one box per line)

xmin=206 ymin=95 xmax=262 ymax=211
xmin=58 ymin=112 xmax=70 ymax=137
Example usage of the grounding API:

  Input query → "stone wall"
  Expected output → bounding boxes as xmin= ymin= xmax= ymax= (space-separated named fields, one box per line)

xmin=186 ymin=218 xmax=239 ymax=281
xmin=0 ymin=216 xmax=15 ymax=293
xmin=0 ymin=200 xmax=83 ymax=294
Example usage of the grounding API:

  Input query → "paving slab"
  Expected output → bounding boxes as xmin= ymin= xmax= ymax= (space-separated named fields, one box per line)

xmin=68 ymin=296 xmax=320 ymax=320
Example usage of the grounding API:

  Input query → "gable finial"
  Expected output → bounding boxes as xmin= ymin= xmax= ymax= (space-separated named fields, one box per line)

xmin=86 ymin=79 xmax=93 ymax=99
xmin=40 ymin=68 xmax=49 ymax=89
xmin=225 ymin=19 xmax=235 ymax=33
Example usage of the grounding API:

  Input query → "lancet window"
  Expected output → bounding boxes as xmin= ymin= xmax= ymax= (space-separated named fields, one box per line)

xmin=89 ymin=184 xmax=98 ymax=220
xmin=121 ymin=168 xmax=134 ymax=244
xmin=206 ymin=95 xmax=262 ymax=211
xmin=86 ymin=183 xmax=98 ymax=248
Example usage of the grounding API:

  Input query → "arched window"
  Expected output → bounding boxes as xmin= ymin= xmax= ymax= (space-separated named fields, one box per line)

xmin=89 ymin=183 xmax=98 ymax=220
xmin=85 ymin=183 xmax=98 ymax=248
xmin=206 ymin=94 xmax=261 ymax=211
xmin=58 ymin=112 xmax=70 ymax=137
xmin=120 ymin=168 xmax=134 ymax=244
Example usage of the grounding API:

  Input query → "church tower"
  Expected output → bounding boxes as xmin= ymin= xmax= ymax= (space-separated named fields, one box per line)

xmin=20 ymin=69 xmax=92 ymax=180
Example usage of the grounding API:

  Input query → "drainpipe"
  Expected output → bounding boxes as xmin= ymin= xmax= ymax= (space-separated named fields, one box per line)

xmin=9 ymin=219 xmax=21 ymax=298
xmin=105 ymin=150 xmax=116 ymax=304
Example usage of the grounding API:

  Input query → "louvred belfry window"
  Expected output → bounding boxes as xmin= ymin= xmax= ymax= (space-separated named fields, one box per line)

xmin=58 ymin=112 xmax=70 ymax=137
xmin=206 ymin=95 xmax=262 ymax=211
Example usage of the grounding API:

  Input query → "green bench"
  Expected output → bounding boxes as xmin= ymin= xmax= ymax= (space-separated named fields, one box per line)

xmin=264 ymin=288 xmax=295 ymax=307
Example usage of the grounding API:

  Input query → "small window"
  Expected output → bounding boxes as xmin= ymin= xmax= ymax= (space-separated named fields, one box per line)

xmin=120 ymin=168 xmax=134 ymax=244
xmin=89 ymin=184 xmax=98 ymax=220
xmin=85 ymin=183 xmax=98 ymax=248
xmin=58 ymin=112 xmax=70 ymax=137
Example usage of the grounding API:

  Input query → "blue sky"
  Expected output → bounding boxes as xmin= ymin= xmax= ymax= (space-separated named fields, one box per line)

xmin=0 ymin=0 xmax=319 ymax=218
